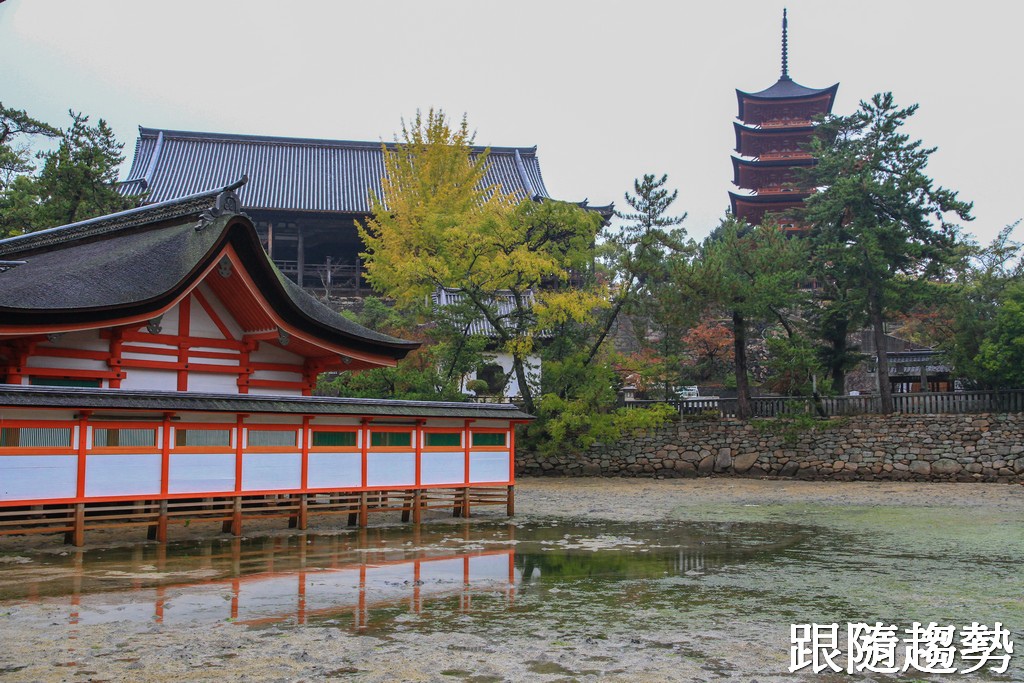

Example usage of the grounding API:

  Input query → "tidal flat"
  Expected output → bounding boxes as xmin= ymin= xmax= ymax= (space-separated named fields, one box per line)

xmin=0 ymin=478 xmax=1021 ymax=682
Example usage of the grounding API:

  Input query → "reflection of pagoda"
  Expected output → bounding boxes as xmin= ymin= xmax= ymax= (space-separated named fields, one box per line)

xmin=730 ymin=10 xmax=838 ymax=229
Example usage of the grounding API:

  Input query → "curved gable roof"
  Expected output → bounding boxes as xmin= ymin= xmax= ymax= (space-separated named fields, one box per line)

xmin=0 ymin=184 xmax=418 ymax=361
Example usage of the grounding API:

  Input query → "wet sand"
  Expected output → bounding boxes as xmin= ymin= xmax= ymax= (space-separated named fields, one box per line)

xmin=0 ymin=478 xmax=1021 ymax=682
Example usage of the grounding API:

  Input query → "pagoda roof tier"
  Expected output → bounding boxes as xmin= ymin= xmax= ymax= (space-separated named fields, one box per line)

xmin=737 ymin=89 xmax=838 ymax=127
xmin=731 ymin=155 xmax=814 ymax=191
xmin=0 ymin=181 xmax=418 ymax=365
xmin=733 ymin=121 xmax=816 ymax=156
xmin=737 ymin=79 xmax=839 ymax=119
xmin=730 ymin=191 xmax=808 ymax=225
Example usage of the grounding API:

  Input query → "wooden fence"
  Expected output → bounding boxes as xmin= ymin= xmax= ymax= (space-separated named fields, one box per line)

xmin=624 ymin=389 xmax=1024 ymax=418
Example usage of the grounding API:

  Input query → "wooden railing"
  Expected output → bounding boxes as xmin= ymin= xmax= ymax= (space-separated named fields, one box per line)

xmin=623 ymin=390 xmax=1024 ymax=418
xmin=274 ymin=259 xmax=370 ymax=294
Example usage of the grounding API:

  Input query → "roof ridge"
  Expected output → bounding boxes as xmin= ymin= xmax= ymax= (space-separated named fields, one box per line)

xmin=0 ymin=177 xmax=247 ymax=257
xmin=137 ymin=126 xmax=539 ymax=156
xmin=0 ymin=384 xmax=528 ymax=414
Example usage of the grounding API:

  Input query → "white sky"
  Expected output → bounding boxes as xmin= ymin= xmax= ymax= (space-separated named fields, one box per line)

xmin=2 ymin=0 xmax=1021 ymax=244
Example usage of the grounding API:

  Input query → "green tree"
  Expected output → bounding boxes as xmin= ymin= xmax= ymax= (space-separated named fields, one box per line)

xmin=0 ymin=103 xmax=59 ymax=237
xmin=32 ymin=111 xmax=138 ymax=228
xmin=974 ymin=282 xmax=1024 ymax=388
xmin=0 ymin=103 xmax=59 ymax=185
xmin=316 ymin=297 xmax=483 ymax=401
xmin=359 ymin=109 xmax=604 ymax=414
xmin=938 ymin=223 xmax=1024 ymax=388
xmin=685 ymin=218 xmax=809 ymax=418
xmin=0 ymin=108 xmax=138 ymax=235
xmin=595 ymin=174 xmax=689 ymax=363
xmin=801 ymin=93 xmax=972 ymax=412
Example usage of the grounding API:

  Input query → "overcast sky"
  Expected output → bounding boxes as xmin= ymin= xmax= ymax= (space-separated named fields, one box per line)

xmin=2 ymin=0 xmax=1020 ymax=244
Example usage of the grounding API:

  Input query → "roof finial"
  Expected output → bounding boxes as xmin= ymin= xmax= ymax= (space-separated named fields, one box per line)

xmin=781 ymin=8 xmax=790 ymax=80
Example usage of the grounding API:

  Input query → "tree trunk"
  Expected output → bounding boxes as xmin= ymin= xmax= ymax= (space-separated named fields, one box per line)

xmin=512 ymin=354 xmax=535 ymax=415
xmin=732 ymin=309 xmax=751 ymax=419
xmin=828 ymin=320 xmax=848 ymax=395
xmin=869 ymin=293 xmax=893 ymax=413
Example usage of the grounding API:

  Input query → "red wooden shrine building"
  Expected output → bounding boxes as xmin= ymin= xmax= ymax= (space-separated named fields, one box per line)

xmin=730 ymin=10 xmax=838 ymax=229
xmin=0 ymin=181 xmax=530 ymax=545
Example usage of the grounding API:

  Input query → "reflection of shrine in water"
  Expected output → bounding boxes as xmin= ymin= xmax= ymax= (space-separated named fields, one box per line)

xmin=2 ymin=521 xmax=810 ymax=630
xmin=8 ymin=526 xmax=518 ymax=629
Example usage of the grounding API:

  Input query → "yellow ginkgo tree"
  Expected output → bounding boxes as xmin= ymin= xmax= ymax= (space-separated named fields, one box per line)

xmin=359 ymin=109 xmax=606 ymax=413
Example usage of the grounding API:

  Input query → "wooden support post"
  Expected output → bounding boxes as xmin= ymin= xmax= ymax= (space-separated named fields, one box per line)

xmin=401 ymin=490 xmax=412 ymax=523
xmin=65 ymin=503 xmax=85 ymax=547
xmin=507 ymin=485 xmax=515 ymax=517
xmin=147 ymin=500 xmax=158 ymax=540
xmin=358 ymin=491 xmax=368 ymax=528
xmin=157 ymin=499 xmax=168 ymax=542
xmin=412 ymin=489 xmax=423 ymax=524
xmin=231 ymin=497 xmax=242 ymax=536
xmin=297 ymin=228 xmax=306 ymax=287
xmin=288 ymin=494 xmax=298 ymax=529
xmin=298 ymin=494 xmax=308 ymax=531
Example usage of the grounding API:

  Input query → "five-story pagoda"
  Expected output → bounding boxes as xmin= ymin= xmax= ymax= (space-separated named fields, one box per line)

xmin=730 ymin=10 xmax=838 ymax=229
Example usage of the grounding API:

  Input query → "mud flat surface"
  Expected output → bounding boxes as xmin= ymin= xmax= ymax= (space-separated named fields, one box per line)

xmin=0 ymin=478 xmax=1021 ymax=682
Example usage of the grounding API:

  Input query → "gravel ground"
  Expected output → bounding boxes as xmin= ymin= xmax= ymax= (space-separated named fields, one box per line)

xmin=0 ymin=478 xmax=1021 ymax=682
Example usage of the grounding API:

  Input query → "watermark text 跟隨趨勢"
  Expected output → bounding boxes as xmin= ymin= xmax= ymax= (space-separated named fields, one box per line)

xmin=790 ymin=622 xmax=1014 ymax=674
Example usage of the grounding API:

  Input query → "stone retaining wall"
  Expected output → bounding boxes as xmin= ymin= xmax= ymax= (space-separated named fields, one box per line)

xmin=517 ymin=413 xmax=1024 ymax=482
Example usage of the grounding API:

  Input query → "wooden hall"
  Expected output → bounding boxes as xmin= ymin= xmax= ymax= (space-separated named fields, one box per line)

xmin=118 ymin=128 xmax=610 ymax=294
xmin=0 ymin=181 xmax=529 ymax=545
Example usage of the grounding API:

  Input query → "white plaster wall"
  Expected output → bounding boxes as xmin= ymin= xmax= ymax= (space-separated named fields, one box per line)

xmin=249 ymin=370 xmax=303 ymax=383
xmin=241 ymin=452 xmax=301 ymax=491
xmin=421 ymin=451 xmax=465 ymax=485
xmin=188 ymin=355 xmax=239 ymax=367
xmin=152 ymin=305 xmax=179 ymax=333
xmin=365 ymin=452 xmax=415 ymax=487
xmin=307 ymin=452 xmax=362 ymax=489
xmin=168 ymin=453 xmax=236 ymax=494
xmin=0 ymin=455 xmax=77 ymax=501
xmin=470 ymin=451 xmax=510 ymax=483
xmin=462 ymin=352 xmax=540 ymax=399
xmin=188 ymin=372 xmax=240 ymax=394
xmin=247 ymin=387 xmax=303 ymax=396
xmin=85 ymin=454 xmax=161 ymax=497
xmin=119 ymin=368 xmax=178 ymax=392
xmin=251 ymin=342 xmax=304 ymax=365
xmin=196 ymin=284 xmax=244 ymax=339
xmin=188 ymin=298 xmax=227 ymax=340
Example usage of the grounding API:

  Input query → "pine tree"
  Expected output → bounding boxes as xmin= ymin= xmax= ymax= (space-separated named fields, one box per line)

xmin=32 ymin=111 xmax=137 ymax=228
xmin=801 ymin=93 xmax=972 ymax=412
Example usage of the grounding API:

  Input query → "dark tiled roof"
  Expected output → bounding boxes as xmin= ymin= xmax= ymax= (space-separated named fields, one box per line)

xmin=728 ymin=191 xmax=810 ymax=206
xmin=736 ymin=79 xmax=839 ymax=121
xmin=121 ymin=127 xmax=552 ymax=212
xmin=432 ymin=288 xmax=551 ymax=339
xmin=0 ymin=185 xmax=417 ymax=357
xmin=0 ymin=385 xmax=534 ymax=420
xmin=740 ymin=77 xmax=838 ymax=101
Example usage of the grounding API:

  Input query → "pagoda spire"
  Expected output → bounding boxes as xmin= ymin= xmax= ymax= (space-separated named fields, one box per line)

xmin=781 ymin=8 xmax=790 ymax=80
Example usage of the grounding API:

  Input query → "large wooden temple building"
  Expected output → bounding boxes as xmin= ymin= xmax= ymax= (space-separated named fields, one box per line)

xmin=730 ymin=10 xmax=838 ymax=228
xmin=0 ymin=183 xmax=529 ymax=545
xmin=120 ymin=128 xmax=610 ymax=294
